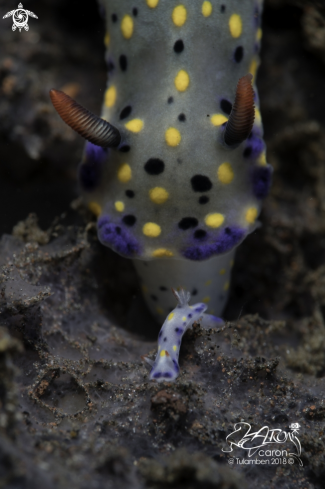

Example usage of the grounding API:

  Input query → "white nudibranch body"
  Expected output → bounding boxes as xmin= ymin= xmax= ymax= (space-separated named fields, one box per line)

xmin=50 ymin=0 xmax=271 ymax=323
xmin=148 ymin=289 xmax=223 ymax=382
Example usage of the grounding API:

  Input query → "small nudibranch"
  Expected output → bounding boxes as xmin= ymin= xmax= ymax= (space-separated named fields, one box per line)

xmin=49 ymin=0 xmax=271 ymax=322
xmin=145 ymin=289 xmax=223 ymax=382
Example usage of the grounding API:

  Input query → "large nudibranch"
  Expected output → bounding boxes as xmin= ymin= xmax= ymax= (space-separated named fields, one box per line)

xmin=50 ymin=0 xmax=271 ymax=324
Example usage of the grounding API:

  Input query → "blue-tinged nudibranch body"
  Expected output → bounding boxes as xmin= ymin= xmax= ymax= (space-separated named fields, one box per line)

xmin=50 ymin=0 xmax=271 ymax=321
xmin=148 ymin=289 xmax=223 ymax=382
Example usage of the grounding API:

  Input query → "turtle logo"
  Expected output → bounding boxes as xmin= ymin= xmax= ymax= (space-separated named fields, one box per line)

xmin=3 ymin=3 xmax=38 ymax=32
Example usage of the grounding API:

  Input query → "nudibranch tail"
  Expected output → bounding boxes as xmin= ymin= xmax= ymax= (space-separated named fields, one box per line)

xmin=223 ymin=74 xmax=255 ymax=147
xmin=149 ymin=289 xmax=223 ymax=382
xmin=49 ymin=89 xmax=121 ymax=148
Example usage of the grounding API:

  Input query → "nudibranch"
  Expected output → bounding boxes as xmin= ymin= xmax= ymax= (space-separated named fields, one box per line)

xmin=146 ymin=288 xmax=223 ymax=382
xmin=50 ymin=0 xmax=272 ymax=322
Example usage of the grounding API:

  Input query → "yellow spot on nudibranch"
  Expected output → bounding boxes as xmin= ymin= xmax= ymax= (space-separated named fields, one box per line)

xmin=115 ymin=201 xmax=124 ymax=212
xmin=219 ymin=268 xmax=226 ymax=275
xmin=245 ymin=207 xmax=258 ymax=224
xmin=182 ymin=316 xmax=186 ymax=321
xmin=152 ymin=248 xmax=174 ymax=258
xmin=121 ymin=15 xmax=133 ymax=39
xmin=249 ymin=58 xmax=258 ymax=80
xmin=149 ymin=187 xmax=169 ymax=204
xmin=105 ymin=86 xmax=116 ymax=108
xmin=202 ymin=1 xmax=212 ymax=17
xmin=205 ymin=279 xmax=212 ymax=286
xmin=146 ymin=0 xmax=159 ymax=7
xmin=117 ymin=163 xmax=132 ymax=183
xmin=160 ymin=350 xmax=166 ymax=357
xmin=217 ymin=163 xmax=234 ymax=184
xmin=205 ymin=213 xmax=224 ymax=228
xmin=156 ymin=306 xmax=164 ymax=315
xmin=224 ymin=282 xmax=230 ymax=291
xmin=255 ymin=107 xmax=262 ymax=124
xmin=211 ymin=114 xmax=228 ymax=126
xmin=203 ymin=296 xmax=210 ymax=303
xmin=165 ymin=127 xmax=181 ymax=147
xmin=173 ymin=345 xmax=177 ymax=351
xmin=229 ymin=14 xmax=242 ymax=38
xmin=174 ymin=70 xmax=190 ymax=92
xmin=104 ymin=32 xmax=110 ymax=47
xmin=258 ymin=152 xmax=267 ymax=166
xmin=172 ymin=5 xmax=187 ymax=26
xmin=88 ymin=202 xmax=101 ymax=217
xmin=125 ymin=119 xmax=143 ymax=133
xmin=143 ymin=222 xmax=161 ymax=237
xmin=168 ymin=312 xmax=174 ymax=321
xmin=257 ymin=27 xmax=262 ymax=41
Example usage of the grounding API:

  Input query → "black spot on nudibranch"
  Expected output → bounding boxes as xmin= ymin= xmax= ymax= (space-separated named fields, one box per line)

xmin=191 ymin=175 xmax=212 ymax=192
xmin=220 ymin=99 xmax=233 ymax=115
xmin=122 ymin=215 xmax=136 ymax=227
xmin=119 ymin=55 xmax=127 ymax=72
xmin=120 ymin=106 xmax=132 ymax=120
xmin=174 ymin=39 xmax=184 ymax=53
xmin=111 ymin=13 xmax=118 ymax=23
xmin=221 ymin=5 xmax=226 ymax=13
xmin=151 ymin=295 xmax=158 ymax=301
xmin=192 ymin=288 xmax=198 ymax=296
xmin=125 ymin=189 xmax=135 ymax=198
xmin=178 ymin=113 xmax=186 ymax=122
xmin=178 ymin=217 xmax=198 ymax=230
xmin=119 ymin=145 xmax=131 ymax=153
xmin=234 ymin=46 xmax=244 ymax=63
xmin=168 ymin=96 xmax=174 ymax=104
xmin=194 ymin=230 xmax=207 ymax=240
xmin=160 ymin=286 xmax=167 ymax=291
xmin=199 ymin=196 xmax=209 ymax=204
xmin=164 ymin=337 xmax=167 ymax=342
xmin=243 ymin=147 xmax=252 ymax=158
xmin=144 ymin=158 xmax=165 ymax=175
xmin=132 ymin=7 xmax=138 ymax=16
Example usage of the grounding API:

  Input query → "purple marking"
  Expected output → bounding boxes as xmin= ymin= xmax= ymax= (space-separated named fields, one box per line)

xmin=182 ymin=226 xmax=245 ymax=261
xmin=79 ymin=142 xmax=108 ymax=191
xmin=195 ymin=307 xmax=204 ymax=313
xmin=254 ymin=5 xmax=260 ymax=28
xmin=211 ymin=315 xmax=224 ymax=324
xmin=152 ymin=372 xmax=161 ymax=379
xmin=163 ymin=372 xmax=173 ymax=379
xmin=98 ymin=216 xmax=141 ymax=257
xmin=175 ymin=327 xmax=183 ymax=335
xmin=188 ymin=313 xmax=192 ymax=318
xmin=243 ymin=131 xmax=265 ymax=159
xmin=251 ymin=165 xmax=272 ymax=199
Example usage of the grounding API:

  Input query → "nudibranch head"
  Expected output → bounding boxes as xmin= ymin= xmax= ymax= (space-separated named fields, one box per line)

xmin=49 ymin=1 xmax=270 ymax=319
xmin=50 ymin=0 xmax=271 ymax=265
